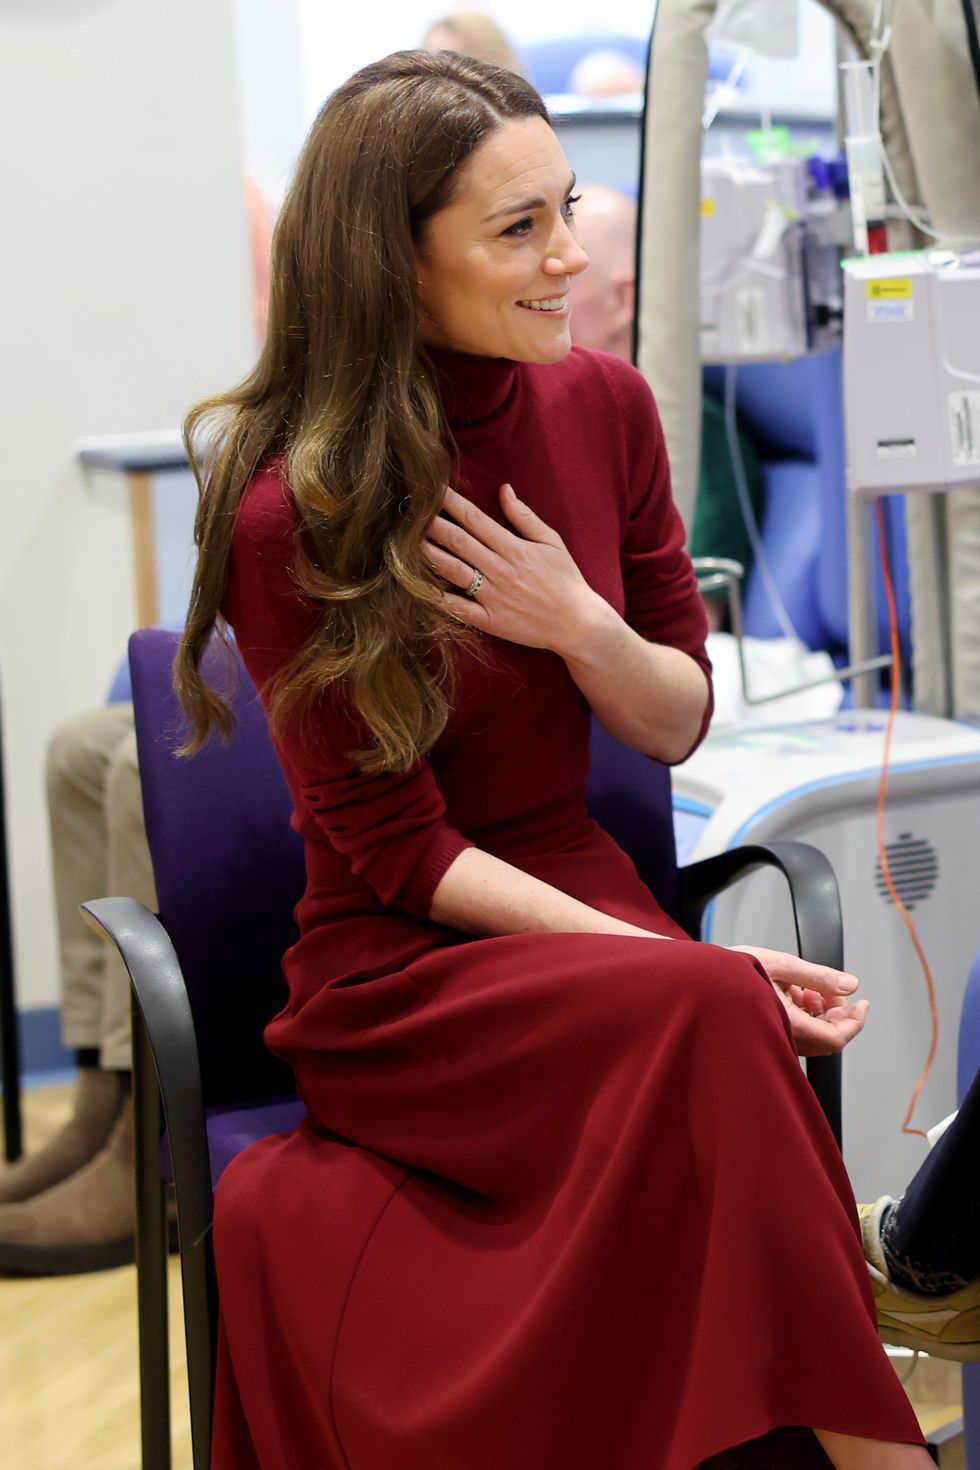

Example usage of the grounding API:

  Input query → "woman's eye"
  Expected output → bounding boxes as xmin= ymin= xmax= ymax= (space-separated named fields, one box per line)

xmin=501 ymin=195 xmax=581 ymax=238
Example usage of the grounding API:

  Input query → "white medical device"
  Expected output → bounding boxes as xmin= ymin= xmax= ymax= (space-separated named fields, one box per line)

xmin=700 ymin=156 xmax=809 ymax=362
xmin=843 ymin=251 xmax=980 ymax=498
xmin=672 ymin=710 xmax=980 ymax=1199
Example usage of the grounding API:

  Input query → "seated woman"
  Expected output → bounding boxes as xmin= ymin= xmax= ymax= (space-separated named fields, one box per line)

xmin=175 ymin=49 xmax=930 ymax=1469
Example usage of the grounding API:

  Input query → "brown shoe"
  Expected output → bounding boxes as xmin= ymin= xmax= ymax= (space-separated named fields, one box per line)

xmin=0 ymin=1097 xmax=137 ymax=1275
xmin=0 ymin=1068 xmax=124 ymax=1204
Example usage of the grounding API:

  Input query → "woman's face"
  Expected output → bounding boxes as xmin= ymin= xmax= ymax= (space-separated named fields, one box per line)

xmin=415 ymin=116 xmax=589 ymax=364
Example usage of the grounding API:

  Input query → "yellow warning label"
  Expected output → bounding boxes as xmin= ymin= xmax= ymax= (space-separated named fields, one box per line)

xmin=867 ymin=278 xmax=913 ymax=301
xmin=700 ymin=198 xmax=716 ymax=218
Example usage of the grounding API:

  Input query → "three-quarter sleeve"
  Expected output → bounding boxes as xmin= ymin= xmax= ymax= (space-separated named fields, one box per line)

xmin=223 ymin=464 xmax=472 ymax=918
xmin=605 ymin=360 xmax=714 ymax=755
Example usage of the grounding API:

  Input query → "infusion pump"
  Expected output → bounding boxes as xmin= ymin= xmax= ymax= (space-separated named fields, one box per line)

xmin=699 ymin=154 xmax=851 ymax=364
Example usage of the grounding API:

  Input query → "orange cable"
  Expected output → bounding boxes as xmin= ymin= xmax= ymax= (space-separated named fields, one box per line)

xmin=873 ymin=498 xmax=939 ymax=1141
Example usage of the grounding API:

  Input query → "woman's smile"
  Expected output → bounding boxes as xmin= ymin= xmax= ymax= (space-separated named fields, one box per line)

xmin=515 ymin=293 xmax=570 ymax=314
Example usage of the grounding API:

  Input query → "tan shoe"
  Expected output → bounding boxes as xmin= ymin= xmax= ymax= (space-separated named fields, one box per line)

xmin=858 ymin=1197 xmax=980 ymax=1363
xmin=0 ymin=1097 xmax=136 ymax=1275
xmin=0 ymin=1068 xmax=123 ymax=1204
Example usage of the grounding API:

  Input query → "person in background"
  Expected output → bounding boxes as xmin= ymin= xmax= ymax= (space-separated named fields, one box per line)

xmin=568 ymin=184 xmax=766 ymax=632
xmin=0 ymin=170 xmax=273 ymax=1276
xmin=245 ymin=174 xmax=274 ymax=345
xmin=0 ymin=708 xmax=155 ymax=1273
xmin=858 ymin=1080 xmax=980 ymax=1363
xmin=564 ymin=183 xmax=637 ymax=360
xmin=569 ymin=48 xmax=646 ymax=98
xmin=422 ymin=10 xmax=523 ymax=73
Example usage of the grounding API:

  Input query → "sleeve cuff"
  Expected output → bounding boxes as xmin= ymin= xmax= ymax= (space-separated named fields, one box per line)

xmin=396 ymin=830 xmax=476 ymax=919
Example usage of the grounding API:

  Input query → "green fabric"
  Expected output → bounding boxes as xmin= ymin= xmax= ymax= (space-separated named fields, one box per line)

xmin=690 ymin=393 xmax=766 ymax=594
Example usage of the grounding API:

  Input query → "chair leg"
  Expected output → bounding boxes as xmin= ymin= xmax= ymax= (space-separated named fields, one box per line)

xmin=805 ymin=1053 xmax=843 ymax=1150
xmin=133 ymin=1003 xmax=172 ymax=1470
xmin=181 ymin=1230 xmax=218 ymax=1470
xmin=0 ymin=958 xmax=22 ymax=1162
xmin=0 ymin=726 xmax=23 ymax=1162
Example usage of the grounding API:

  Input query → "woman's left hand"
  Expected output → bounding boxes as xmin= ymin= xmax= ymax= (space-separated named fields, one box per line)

xmin=424 ymin=484 xmax=599 ymax=653
xmin=730 ymin=944 xmax=870 ymax=1057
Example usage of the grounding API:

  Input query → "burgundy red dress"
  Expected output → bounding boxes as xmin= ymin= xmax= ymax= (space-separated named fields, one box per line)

xmin=212 ymin=347 xmax=922 ymax=1469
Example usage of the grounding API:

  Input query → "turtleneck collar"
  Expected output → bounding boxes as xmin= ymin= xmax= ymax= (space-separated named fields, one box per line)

xmin=426 ymin=346 xmax=519 ymax=430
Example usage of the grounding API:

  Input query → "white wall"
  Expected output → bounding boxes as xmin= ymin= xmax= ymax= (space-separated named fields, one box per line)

xmin=0 ymin=0 xmax=254 ymax=1012
xmin=299 ymin=0 xmax=659 ymax=123
xmin=234 ymin=0 xmax=307 ymax=208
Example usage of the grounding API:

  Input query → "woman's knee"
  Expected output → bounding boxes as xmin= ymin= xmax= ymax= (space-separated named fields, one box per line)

xmin=656 ymin=941 xmax=787 ymax=1047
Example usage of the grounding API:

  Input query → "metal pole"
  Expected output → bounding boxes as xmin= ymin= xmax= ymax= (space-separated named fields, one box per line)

xmin=847 ymin=493 xmax=883 ymax=711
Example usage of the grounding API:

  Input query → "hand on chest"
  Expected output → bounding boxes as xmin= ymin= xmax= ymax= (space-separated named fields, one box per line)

xmin=449 ymin=451 xmax=626 ymax=616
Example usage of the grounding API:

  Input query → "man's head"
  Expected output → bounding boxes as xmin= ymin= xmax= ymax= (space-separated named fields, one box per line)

xmin=568 ymin=185 xmax=636 ymax=360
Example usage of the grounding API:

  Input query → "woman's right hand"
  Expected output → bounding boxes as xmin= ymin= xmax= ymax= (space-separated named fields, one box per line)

xmin=730 ymin=944 xmax=870 ymax=1057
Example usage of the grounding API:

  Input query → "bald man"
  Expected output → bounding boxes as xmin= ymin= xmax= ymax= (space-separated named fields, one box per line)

xmin=567 ymin=185 xmax=638 ymax=362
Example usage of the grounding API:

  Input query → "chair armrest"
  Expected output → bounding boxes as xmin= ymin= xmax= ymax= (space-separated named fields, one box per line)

xmin=677 ymin=839 xmax=843 ymax=966
xmin=676 ymin=840 xmax=844 ymax=1146
xmin=80 ymin=897 xmax=213 ymax=1246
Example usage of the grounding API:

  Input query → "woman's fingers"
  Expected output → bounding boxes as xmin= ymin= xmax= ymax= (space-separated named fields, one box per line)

xmin=441 ymin=486 xmax=518 ymax=557
xmin=774 ymin=988 xmax=870 ymax=1056
xmin=427 ymin=485 xmax=592 ymax=653
xmin=422 ymin=539 xmax=493 ymax=625
xmin=498 ymin=483 xmax=562 ymax=544
xmin=437 ymin=485 xmax=564 ymax=559
xmin=732 ymin=944 xmax=859 ymax=1001
xmin=423 ymin=537 xmax=483 ymax=592
xmin=428 ymin=512 xmax=502 ymax=576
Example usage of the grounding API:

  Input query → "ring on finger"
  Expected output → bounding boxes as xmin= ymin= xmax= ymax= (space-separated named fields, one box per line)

xmin=464 ymin=568 xmax=484 ymax=599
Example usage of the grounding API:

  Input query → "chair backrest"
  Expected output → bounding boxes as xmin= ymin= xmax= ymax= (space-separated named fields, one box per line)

xmin=587 ymin=719 xmax=678 ymax=918
xmin=129 ymin=630 xmax=680 ymax=1107
xmin=129 ymin=629 xmax=304 ymax=1109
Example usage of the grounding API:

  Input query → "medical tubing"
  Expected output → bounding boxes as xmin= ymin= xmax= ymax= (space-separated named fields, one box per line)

xmin=867 ymin=3 xmax=979 ymax=249
xmin=722 ymin=365 xmax=800 ymax=644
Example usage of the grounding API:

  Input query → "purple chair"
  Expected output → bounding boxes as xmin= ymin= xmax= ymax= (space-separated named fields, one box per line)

xmin=82 ymin=628 xmax=844 ymax=1470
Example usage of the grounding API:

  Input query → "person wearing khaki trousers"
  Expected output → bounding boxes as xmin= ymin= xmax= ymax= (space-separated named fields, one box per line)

xmin=0 ymin=703 xmax=156 ymax=1274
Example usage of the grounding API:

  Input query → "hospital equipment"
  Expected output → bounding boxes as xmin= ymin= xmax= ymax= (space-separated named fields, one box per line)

xmin=699 ymin=155 xmax=809 ymax=361
xmin=672 ymin=711 xmax=980 ymax=1200
xmin=843 ymin=251 xmax=980 ymax=501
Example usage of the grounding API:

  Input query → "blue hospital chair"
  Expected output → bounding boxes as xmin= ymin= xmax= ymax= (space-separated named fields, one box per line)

xmin=703 ymin=349 xmax=912 ymax=671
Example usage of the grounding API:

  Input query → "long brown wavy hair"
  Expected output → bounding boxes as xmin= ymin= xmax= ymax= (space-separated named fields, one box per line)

xmin=175 ymin=50 xmax=548 ymax=771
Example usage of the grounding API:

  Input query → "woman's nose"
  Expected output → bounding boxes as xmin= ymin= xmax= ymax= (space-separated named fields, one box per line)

xmin=544 ymin=224 xmax=589 ymax=277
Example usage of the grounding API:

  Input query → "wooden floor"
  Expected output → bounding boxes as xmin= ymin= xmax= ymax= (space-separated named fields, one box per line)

xmin=0 ymin=1085 xmax=969 ymax=1469
xmin=1 ymin=1085 xmax=191 ymax=1470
